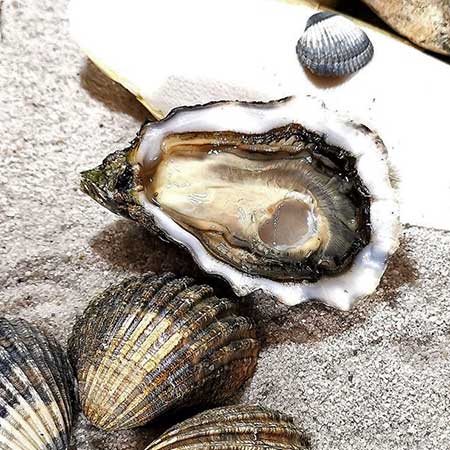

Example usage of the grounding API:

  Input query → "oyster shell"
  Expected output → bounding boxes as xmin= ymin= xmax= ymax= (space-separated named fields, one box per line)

xmin=0 ymin=318 xmax=75 ymax=450
xmin=69 ymin=0 xmax=450 ymax=231
xmin=144 ymin=404 xmax=309 ymax=450
xmin=296 ymin=12 xmax=374 ymax=76
xmin=67 ymin=273 xmax=260 ymax=431
xmin=361 ymin=0 xmax=450 ymax=55
xmin=81 ymin=97 xmax=399 ymax=310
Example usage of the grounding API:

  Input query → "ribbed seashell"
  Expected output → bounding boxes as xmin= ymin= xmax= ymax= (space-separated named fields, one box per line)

xmin=68 ymin=273 xmax=260 ymax=431
xmin=0 ymin=318 xmax=75 ymax=450
xmin=144 ymin=404 xmax=309 ymax=450
xmin=296 ymin=12 xmax=374 ymax=76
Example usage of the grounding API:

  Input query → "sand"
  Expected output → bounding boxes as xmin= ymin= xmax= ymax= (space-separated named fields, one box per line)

xmin=0 ymin=1 xmax=449 ymax=449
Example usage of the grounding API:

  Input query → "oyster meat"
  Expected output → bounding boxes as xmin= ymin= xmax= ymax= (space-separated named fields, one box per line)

xmin=81 ymin=97 xmax=399 ymax=310
xmin=68 ymin=273 xmax=259 ymax=431
xmin=0 ymin=318 xmax=75 ymax=450
xmin=144 ymin=404 xmax=309 ymax=450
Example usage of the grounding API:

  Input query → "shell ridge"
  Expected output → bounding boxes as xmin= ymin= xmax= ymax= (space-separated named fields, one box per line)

xmin=0 ymin=360 xmax=55 ymax=450
xmin=69 ymin=276 xmax=260 ymax=431
xmin=106 ymin=298 xmax=239 ymax=428
xmin=18 ymin=322 xmax=73 ymax=437
xmin=11 ymin=324 xmax=69 ymax=450
xmin=90 ymin=277 xmax=196 ymax=428
xmin=0 ymin=395 xmax=45 ymax=450
xmin=297 ymin=13 xmax=374 ymax=76
xmin=144 ymin=405 xmax=308 ymax=450
xmin=41 ymin=336 xmax=75 ymax=434
xmin=123 ymin=338 xmax=259 ymax=427
xmin=0 ymin=324 xmax=63 ymax=449
xmin=69 ymin=276 xmax=139 ymax=369
xmin=157 ymin=405 xmax=284 ymax=436
xmin=80 ymin=276 xmax=161 ymax=418
xmin=82 ymin=276 xmax=204 ymax=429
xmin=0 ymin=319 xmax=74 ymax=450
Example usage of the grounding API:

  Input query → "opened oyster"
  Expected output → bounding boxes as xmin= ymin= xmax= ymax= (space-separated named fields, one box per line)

xmin=68 ymin=273 xmax=259 ymax=431
xmin=81 ymin=97 xmax=399 ymax=310
xmin=144 ymin=404 xmax=309 ymax=450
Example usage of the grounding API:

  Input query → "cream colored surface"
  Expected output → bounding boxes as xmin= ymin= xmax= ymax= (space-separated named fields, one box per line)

xmin=69 ymin=0 xmax=450 ymax=232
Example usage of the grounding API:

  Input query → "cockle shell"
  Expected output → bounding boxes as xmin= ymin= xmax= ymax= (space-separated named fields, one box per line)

xmin=0 ymin=318 xmax=75 ymax=450
xmin=80 ymin=97 xmax=399 ymax=311
xmin=69 ymin=0 xmax=450 ymax=232
xmin=144 ymin=404 xmax=309 ymax=450
xmin=67 ymin=273 xmax=260 ymax=431
xmin=296 ymin=12 xmax=374 ymax=76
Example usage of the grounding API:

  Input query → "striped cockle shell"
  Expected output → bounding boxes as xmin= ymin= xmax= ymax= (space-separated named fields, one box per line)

xmin=68 ymin=273 xmax=260 ymax=431
xmin=144 ymin=404 xmax=309 ymax=450
xmin=296 ymin=12 xmax=374 ymax=77
xmin=0 ymin=318 xmax=75 ymax=450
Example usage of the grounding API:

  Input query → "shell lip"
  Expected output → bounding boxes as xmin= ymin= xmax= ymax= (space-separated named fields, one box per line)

xmin=133 ymin=97 xmax=399 ymax=310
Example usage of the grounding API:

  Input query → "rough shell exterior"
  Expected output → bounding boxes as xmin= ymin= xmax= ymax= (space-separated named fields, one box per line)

xmin=0 ymin=318 xmax=75 ymax=450
xmin=296 ymin=12 xmax=374 ymax=76
xmin=145 ymin=404 xmax=309 ymax=450
xmin=68 ymin=273 xmax=260 ymax=431
xmin=361 ymin=0 xmax=450 ymax=55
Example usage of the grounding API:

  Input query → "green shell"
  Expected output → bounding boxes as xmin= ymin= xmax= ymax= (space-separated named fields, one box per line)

xmin=0 ymin=318 xmax=75 ymax=450
xmin=145 ymin=404 xmax=309 ymax=450
xmin=68 ymin=273 xmax=260 ymax=431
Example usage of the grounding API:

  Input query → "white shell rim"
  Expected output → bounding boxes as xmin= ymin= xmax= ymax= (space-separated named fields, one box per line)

xmin=134 ymin=96 xmax=400 ymax=311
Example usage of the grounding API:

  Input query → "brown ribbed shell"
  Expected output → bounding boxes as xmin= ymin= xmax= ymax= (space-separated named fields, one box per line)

xmin=67 ymin=273 xmax=260 ymax=432
xmin=145 ymin=404 xmax=309 ymax=450
xmin=0 ymin=318 xmax=75 ymax=450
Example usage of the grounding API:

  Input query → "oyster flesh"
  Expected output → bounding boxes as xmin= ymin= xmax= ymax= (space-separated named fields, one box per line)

xmin=81 ymin=97 xmax=400 ymax=310
xmin=144 ymin=404 xmax=309 ymax=450
xmin=0 ymin=318 xmax=75 ymax=450
xmin=68 ymin=273 xmax=259 ymax=431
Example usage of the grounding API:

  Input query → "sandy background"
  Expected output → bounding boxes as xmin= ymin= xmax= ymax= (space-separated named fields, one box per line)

xmin=0 ymin=1 xmax=449 ymax=449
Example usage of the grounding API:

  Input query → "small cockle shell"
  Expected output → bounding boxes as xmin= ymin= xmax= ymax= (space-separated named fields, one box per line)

xmin=67 ymin=273 xmax=260 ymax=431
xmin=296 ymin=12 xmax=374 ymax=77
xmin=144 ymin=404 xmax=309 ymax=450
xmin=0 ymin=318 xmax=75 ymax=450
